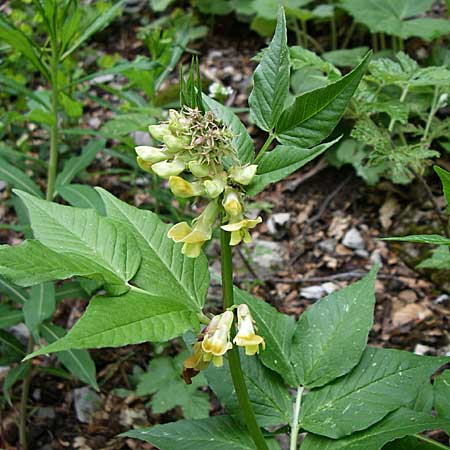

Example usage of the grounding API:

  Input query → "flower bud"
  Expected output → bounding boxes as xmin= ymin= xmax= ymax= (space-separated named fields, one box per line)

xmin=233 ymin=304 xmax=265 ymax=356
xmin=163 ymin=134 xmax=189 ymax=154
xmin=151 ymin=159 xmax=185 ymax=178
xmin=222 ymin=189 xmax=243 ymax=218
xmin=204 ymin=178 xmax=226 ymax=199
xmin=148 ymin=124 xmax=170 ymax=142
xmin=135 ymin=146 xmax=167 ymax=164
xmin=169 ymin=176 xmax=204 ymax=198
xmin=188 ymin=160 xmax=210 ymax=178
xmin=229 ymin=164 xmax=258 ymax=185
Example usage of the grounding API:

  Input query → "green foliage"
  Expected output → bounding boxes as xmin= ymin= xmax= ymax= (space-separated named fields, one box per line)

xmin=341 ymin=0 xmax=450 ymax=41
xmin=301 ymin=408 xmax=450 ymax=449
xmin=136 ymin=353 xmax=209 ymax=419
xmin=434 ymin=370 xmax=450 ymax=421
xmin=291 ymin=267 xmax=377 ymax=389
xmin=122 ymin=415 xmax=280 ymax=450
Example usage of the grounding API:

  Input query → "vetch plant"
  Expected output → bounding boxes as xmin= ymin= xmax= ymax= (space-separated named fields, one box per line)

xmin=1 ymin=8 xmax=450 ymax=450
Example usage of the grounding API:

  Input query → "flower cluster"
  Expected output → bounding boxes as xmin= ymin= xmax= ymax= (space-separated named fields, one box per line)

xmin=184 ymin=304 xmax=265 ymax=375
xmin=135 ymin=107 xmax=261 ymax=257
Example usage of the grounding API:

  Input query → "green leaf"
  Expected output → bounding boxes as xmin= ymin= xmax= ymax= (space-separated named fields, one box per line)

xmin=417 ymin=246 xmax=450 ymax=270
xmin=0 ymin=277 xmax=28 ymax=304
xmin=0 ymin=158 xmax=43 ymax=198
xmin=0 ymin=330 xmax=25 ymax=365
xmin=58 ymin=184 xmax=105 ymax=213
xmin=383 ymin=436 xmax=442 ymax=450
xmin=202 ymin=95 xmax=254 ymax=164
xmin=25 ymin=290 xmax=199 ymax=358
xmin=291 ymin=267 xmax=377 ymax=389
xmin=275 ymin=52 xmax=371 ymax=147
xmin=434 ymin=166 xmax=450 ymax=207
xmin=96 ymin=188 xmax=209 ymax=311
xmin=3 ymin=362 xmax=32 ymax=405
xmin=40 ymin=322 xmax=98 ymax=390
xmin=382 ymin=235 xmax=450 ymax=246
xmin=136 ymin=353 xmax=209 ymax=419
xmin=61 ymin=0 xmax=126 ymax=60
xmin=300 ymin=347 xmax=449 ymax=439
xmin=0 ymin=241 xmax=128 ymax=291
xmin=122 ymin=415 xmax=278 ymax=449
xmin=247 ymin=138 xmax=339 ymax=196
xmin=434 ymin=370 xmax=450 ymax=420
xmin=249 ymin=7 xmax=290 ymax=131
xmin=23 ymin=282 xmax=55 ymax=339
xmin=55 ymin=281 xmax=87 ymax=302
xmin=55 ymin=139 xmax=105 ymax=188
xmin=301 ymin=408 xmax=450 ymax=450
xmin=100 ymin=113 xmax=154 ymax=137
xmin=206 ymin=350 xmax=292 ymax=426
xmin=14 ymin=191 xmax=141 ymax=295
xmin=0 ymin=304 xmax=23 ymax=329
xmin=341 ymin=0 xmax=450 ymax=40
xmin=323 ymin=47 xmax=370 ymax=68
xmin=0 ymin=16 xmax=49 ymax=78
xmin=234 ymin=287 xmax=297 ymax=386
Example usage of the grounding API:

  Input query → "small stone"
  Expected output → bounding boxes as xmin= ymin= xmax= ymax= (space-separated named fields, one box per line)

xmin=370 ymin=249 xmax=383 ymax=266
xmin=300 ymin=285 xmax=326 ymax=300
xmin=342 ymin=228 xmax=365 ymax=250
xmin=434 ymin=294 xmax=450 ymax=304
xmin=266 ymin=213 xmax=291 ymax=235
xmin=318 ymin=239 xmax=335 ymax=254
xmin=74 ymin=387 xmax=102 ymax=423
xmin=414 ymin=344 xmax=434 ymax=355
xmin=9 ymin=323 xmax=30 ymax=345
xmin=119 ymin=407 xmax=148 ymax=427
xmin=36 ymin=407 xmax=56 ymax=420
xmin=250 ymin=240 xmax=285 ymax=272
xmin=0 ymin=181 xmax=6 ymax=192
xmin=131 ymin=130 xmax=151 ymax=146
xmin=91 ymin=74 xmax=114 ymax=84
xmin=88 ymin=117 xmax=102 ymax=129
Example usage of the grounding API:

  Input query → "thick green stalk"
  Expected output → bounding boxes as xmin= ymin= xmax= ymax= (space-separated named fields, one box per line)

xmin=46 ymin=39 xmax=60 ymax=201
xmin=220 ymin=230 xmax=270 ymax=450
xmin=290 ymin=386 xmax=304 ymax=450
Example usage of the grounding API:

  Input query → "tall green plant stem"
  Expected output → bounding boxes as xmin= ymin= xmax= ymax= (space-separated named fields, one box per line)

xmin=20 ymin=30 xmax=61 ymax=450
xmin=388 ymin=84 xmax=408 ymax=132
xmin=254 ymin=133 xmax=275 ymax=164
xmin=290 ymin=386 xmax=304 ymax=450
xmin=220 ymin=230 xmax=269 ymax=450
xmin=46 ymin=37 xmax=60 ymax=201
xmin=423 ymin=86 xmax=440 ymax=142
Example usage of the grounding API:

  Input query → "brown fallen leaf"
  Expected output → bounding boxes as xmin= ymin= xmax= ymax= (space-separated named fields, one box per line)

xmin=392 ymin=302 xmax=432 ymax=327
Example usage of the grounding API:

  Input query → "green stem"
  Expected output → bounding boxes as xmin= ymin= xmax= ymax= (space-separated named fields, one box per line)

xmin=220 ymin=230 xmax=269 ymax=450
xmin=342 ymin=21 xmax=356 ymax=49
xmin=331 ymin=16 xmax=337 ymax=51
xmin=423 ymin=86 xmax=439 ymax=142
xmin=254 ymin=133 xmax=275 ymax=164
xmin=19 ymin=337 xmax=34 ymax=450
xmin=46 ymin=38 xmax=60 ymax=201
xmin=379 ymin=33 xmax=386 ymax=51
xmin=414 ymin=434 xmax=450 ymax=449
xmin=290 ymin=386 xmax=304 ymax=450
xmin=388 ymin=85 xmax=409 ymax=133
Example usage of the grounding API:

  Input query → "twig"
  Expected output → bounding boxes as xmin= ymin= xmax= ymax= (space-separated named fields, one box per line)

xmin=268 ymin=271 xmax=410 ymax=284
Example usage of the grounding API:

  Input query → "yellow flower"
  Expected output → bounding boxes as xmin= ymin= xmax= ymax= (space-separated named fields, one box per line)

xmin=135 ymin=146 xmax=168 ymax=164
xmin=221 ymin=217 xmax=262 ymax=245
xmin=169 ymin=176 xmax=204 ymax=198
xmin=136 ymin=157 xmax=153 ymax=173
xmin=233 ymin=304 xmax=265 ymax=356
xmin=202 ymin=310 xmax=234 ymax=367
xmin=204 ymin=178 xmax=226 ymax=199
xmin=222 ymin=189 xmax=243 ymax=218
xmin=229 ymin=164 xmax=258 ymax=185
xmin=167 ymin=200 xmax=219 ymax=257
xmin=151 ymin=159 xmax=185 ymax=178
